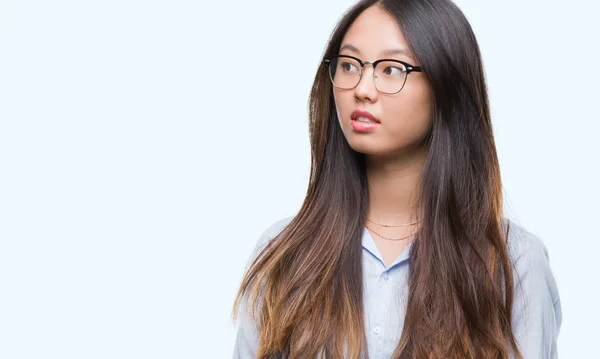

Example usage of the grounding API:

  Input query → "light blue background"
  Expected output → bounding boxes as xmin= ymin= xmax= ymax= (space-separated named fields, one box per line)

xmin=0 ymin=0 xmax=598 ymax=358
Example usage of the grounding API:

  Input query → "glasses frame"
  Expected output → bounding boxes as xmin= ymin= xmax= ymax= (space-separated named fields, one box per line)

xmin=322 ymin=54 xmax=423 ymax=94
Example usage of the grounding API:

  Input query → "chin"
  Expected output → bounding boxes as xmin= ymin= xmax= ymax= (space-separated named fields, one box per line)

xmin=346 ymin=137 xmax=387 ymax=156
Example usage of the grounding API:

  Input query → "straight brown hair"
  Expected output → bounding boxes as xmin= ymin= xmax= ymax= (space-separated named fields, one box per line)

xmin=232 ymin=0 xmax=523 ymax=358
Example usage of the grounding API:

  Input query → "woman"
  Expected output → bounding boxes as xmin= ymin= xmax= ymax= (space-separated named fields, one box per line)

xmin=231 ymin=0 xmax=562 ymax=358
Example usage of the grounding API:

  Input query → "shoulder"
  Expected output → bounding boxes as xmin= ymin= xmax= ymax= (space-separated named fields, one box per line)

xmin=502 ymin=217 xmax=555 ymax=277
xmin=247 ymin=214 xmax=296 ymax=264
xmin=256 ymin=214 xmax=295 ymax=248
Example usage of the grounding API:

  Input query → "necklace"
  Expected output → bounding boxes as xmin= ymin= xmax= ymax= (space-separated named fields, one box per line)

xmin=366 ymin=217 xmax=422 ymax=227
xmin=365 ymin=224 xmax=417 ymax=241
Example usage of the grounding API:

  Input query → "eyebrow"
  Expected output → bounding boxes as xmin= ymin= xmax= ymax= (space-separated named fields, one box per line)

xmin=339 ymin=43 xmax=413 ymax=59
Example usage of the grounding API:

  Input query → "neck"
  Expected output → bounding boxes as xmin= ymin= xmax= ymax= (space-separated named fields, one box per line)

xmin=365 ymin=144 xmax=428 ymax=226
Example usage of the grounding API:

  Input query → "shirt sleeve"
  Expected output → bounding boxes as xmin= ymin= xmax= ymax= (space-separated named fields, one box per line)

xmin=232 ymin=216 xmax=295 ymax=359
xmin=509 ymin=228 xmax=562 ymax=359
xmin=233 ymin=292 xmax=261 ymax=359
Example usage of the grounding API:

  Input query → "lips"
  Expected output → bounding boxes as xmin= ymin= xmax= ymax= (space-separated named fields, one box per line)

xmin=351 ymin=109 xmax=380 ymax=123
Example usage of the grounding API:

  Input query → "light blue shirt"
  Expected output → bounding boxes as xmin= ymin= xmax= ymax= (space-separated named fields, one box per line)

xmin=233 ymin=216 xmax=562 ymax=358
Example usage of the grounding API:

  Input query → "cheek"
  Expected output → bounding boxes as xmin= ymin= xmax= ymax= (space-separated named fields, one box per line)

xmin=383 ymin=92 xmax=433 ymax=140
xmin=332 ymin=90 xmax=347 ymax=115
xmin=332 ymin=89 xmax=354 ymax=126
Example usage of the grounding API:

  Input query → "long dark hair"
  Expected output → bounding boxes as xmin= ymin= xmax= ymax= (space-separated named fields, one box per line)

xmin=232 ymin=0 xmax=523 ymax=358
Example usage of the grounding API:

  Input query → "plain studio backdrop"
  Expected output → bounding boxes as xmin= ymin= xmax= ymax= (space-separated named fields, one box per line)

xmin=0 ymin=0 xmax=598 ymax=358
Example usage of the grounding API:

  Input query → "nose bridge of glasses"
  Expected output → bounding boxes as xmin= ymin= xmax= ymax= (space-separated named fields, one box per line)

xmin=361 ymin=60 xmax=376 ymax=72
xmin=358 ymin=61 xmax=379 ymax=84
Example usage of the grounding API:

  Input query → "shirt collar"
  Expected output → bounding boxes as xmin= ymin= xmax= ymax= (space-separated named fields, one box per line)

xmin=361 ymin=226 xmax=414 ymax=270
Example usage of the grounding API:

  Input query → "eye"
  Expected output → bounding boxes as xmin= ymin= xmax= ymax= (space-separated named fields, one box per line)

xmin=382 ymin=65 xmax=406 ymax=77
xmin=340 ymin=61 xmax=359 ymax=73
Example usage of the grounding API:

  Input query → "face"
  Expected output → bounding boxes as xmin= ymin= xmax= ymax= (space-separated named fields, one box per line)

xmin=332 ymin=5 xmax=434 ymax=158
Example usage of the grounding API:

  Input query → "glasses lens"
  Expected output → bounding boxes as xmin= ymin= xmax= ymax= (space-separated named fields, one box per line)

xmin=328 ymin=56 xmax=361 ymax=89
xmin=374 ymin=61 xmax=408 ymax=94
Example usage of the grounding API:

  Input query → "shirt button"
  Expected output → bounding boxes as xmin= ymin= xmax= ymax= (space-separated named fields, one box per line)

xmin=372 ymin=325 xmax=381 ymax=335
xmin=382 ymin=272 xmax=389 ymax=280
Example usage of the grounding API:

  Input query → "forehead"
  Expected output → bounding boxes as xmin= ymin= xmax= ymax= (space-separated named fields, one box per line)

xmin=340 ymin=6 xmax=414 ymax=62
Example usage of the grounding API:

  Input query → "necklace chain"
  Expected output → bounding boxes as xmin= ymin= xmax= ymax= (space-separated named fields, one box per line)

xmin=366 ymin=217 xmax=422 ymax=227
xmin=365 ymin=224 xmax=417 ymax=241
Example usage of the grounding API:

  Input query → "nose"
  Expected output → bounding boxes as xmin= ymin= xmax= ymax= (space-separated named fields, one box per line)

xmin=354 ymin=64 xmax=379 ymax=102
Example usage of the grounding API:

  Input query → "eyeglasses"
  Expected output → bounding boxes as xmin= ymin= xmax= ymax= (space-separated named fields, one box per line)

xmin=322 ymin=54 xmax=423 ymax=94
